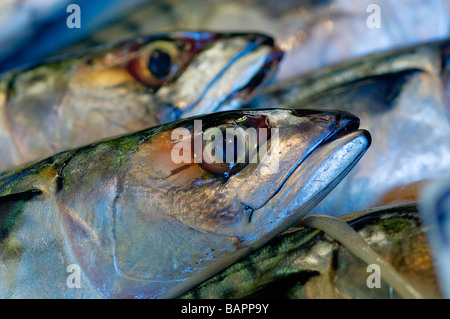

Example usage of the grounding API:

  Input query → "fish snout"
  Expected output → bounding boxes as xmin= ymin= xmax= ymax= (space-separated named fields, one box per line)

xmin=231 ymin=109 xmax=369 ymax=240
xmin=174 ymin=33 xmax=284 ymax=119
xmin=291 ymin=109 xmax=360 ymax=140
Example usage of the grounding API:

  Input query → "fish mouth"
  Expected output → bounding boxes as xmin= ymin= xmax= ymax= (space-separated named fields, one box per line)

xmin=180 ymin=33 xmax=283 ymax=118
xmin=272 ymin=110 xmax=367 ymax=203
xmin=245 ymin=110 xmax=371 ymax=239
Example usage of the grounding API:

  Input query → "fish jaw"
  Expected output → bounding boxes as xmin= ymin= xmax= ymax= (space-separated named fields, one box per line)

xmin=158 ymin=33 xmax=283 ymax=121
xmin=242 ymin=126 xmax=371 ymax=244
xmin=233 ymin=109 xmax=362 ymax=210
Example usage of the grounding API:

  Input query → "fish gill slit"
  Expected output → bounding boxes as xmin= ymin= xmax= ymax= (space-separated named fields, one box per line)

xmin=109 ymin=136 xmax=148 ymax=275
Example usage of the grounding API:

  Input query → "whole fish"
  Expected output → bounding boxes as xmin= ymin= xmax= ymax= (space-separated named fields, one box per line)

xmin=70 ymin=0 xmax=450 ymax=82
xmin=0 ymin=31 xmax=282 ymax=172
xmin=181 ymin=203 xmax=441 ymax=299
xmin=0 ymin=108 xmax=370 ymax=298
xmin=247 ymin=39 xmax=450 ymax=216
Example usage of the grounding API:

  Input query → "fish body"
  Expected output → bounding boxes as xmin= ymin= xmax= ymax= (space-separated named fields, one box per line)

xmin=420 ymin=178 xmax=450 ymax=298
xmin=247 ymin=39 xmax=450 ymax=215
xmin=70 ymin=0 xmax=450 ymax=82
xmin=181 ymin=203 xmax=441 ymax=299
xmin=0 ymin=108 xmax=370 ymax=298
xmin=0 ymin=31 xmax=281 ymax=172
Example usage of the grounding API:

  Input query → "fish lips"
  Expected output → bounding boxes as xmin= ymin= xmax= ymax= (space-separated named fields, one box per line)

xmin=242 ymin=111 xmax=371 ymax=241
xmin=180 ymin=33 xmax=283 ymax=118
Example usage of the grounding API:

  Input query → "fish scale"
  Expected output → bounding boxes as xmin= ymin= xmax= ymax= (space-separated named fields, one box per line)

xmin=181 ymin=203 xmax=441 ymax=299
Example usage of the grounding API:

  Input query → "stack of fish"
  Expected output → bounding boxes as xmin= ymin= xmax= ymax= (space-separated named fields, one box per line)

xmin=0 ymin=0 xmax=449 ymax=299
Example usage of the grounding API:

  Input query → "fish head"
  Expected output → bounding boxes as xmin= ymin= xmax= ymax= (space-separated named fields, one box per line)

xmin=83 ymin=108 xmax=369 ymax=298
xmin=145 ymin=31 xmax=283 ymax=121
xmin=67 ymin=31 xmax=282 ymax=123
xmin=18 ymin=31 xmax=282 ymax=155
xmin=1 ymin=31 xmax=282 ymax=168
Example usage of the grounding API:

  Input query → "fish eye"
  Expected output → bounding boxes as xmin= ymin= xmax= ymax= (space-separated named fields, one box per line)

xmin=127 ymin=40 xmax=180 ymax=88
xmin=200 ymin=124 xmax=252 ymax=178
xmin=148 ymin=49 xmax=172 ymax=78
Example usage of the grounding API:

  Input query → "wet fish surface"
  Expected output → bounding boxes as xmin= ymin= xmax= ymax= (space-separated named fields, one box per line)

xmin=0 ymin=31 xmax=281 ymax=172
xmin=0 ymin=108 xmax=370 ymax=298
xmin=247 ymin=39 xmax=450 ymax=215
xmin=70 ymin=0 xmax=450 ymax=82
xmin=181 ymin=203 xmax=441 ymax=299
xmin=420 ymin=178 xmax=450 ymax=298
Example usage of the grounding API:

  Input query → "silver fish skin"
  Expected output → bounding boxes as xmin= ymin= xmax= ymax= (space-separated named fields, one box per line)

xmin=420 ymin=178 xmax=450 ymax=298
xmin=247 ymin=39 xmax=450 ymax=216
xmin=0 ymin=31 xmax=282 ymax=172
xmin=74 ymin=0 xmax=450 ymax=82
xmin=0 ymin=108 xmax=369 ymax=299
xmin=181 ymin=203 xmax=441 ymax=299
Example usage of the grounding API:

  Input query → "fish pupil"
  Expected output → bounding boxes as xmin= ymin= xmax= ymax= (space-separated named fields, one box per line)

xmin=148 ymin=49 xmax=172 ymax=78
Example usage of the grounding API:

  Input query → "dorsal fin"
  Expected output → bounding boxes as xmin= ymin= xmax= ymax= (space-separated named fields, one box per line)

xmin=0 ymin=189 xmax=42 ymax=239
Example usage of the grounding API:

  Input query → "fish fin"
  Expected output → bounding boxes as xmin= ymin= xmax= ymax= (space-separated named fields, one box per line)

xmin=300 ymin=214 xmax=426 ymax=299
xmin=0 ymin=189 xmax=42 ymax=239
